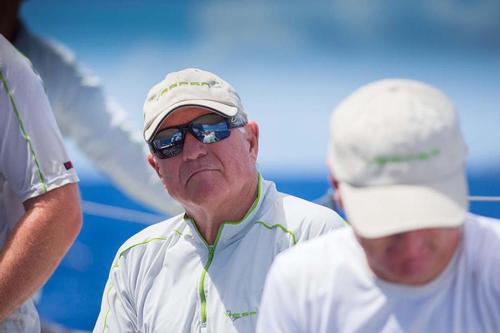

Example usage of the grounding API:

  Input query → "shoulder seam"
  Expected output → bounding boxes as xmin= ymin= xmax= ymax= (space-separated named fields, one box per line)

xmin=256 ymin=221 xmax=297 ymax=245
xmin=112 ymin=236 xmax=169 ymax=269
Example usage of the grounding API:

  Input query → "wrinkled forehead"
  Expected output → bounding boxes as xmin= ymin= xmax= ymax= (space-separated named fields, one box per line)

xmin=157 ymin=106 xmax=224 ymax=130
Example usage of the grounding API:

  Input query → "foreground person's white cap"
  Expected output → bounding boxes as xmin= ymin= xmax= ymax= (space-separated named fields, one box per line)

xmin=328 ymin=79 xmax=468 ymax=238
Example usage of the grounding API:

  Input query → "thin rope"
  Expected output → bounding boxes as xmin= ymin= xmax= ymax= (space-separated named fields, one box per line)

xmin=81 ymin=195 xmax=500 ymax=227
xmin=469 ymin=196 xmax=500 ymax=202
xmin=82 ymin=201 xmax=165 ymax=225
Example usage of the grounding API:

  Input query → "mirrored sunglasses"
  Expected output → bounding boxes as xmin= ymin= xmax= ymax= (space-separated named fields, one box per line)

xmin=150 ymin=113 xmax=247 ymax=159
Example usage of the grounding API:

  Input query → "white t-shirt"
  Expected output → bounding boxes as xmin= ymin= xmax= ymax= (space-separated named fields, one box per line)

xmin=256 ymin=214 xmax=500 ymax=333
xmin=93 ymin=176 xmax=346 ymax=333
xmin=0 ymin=35 xmax=79 ymax=332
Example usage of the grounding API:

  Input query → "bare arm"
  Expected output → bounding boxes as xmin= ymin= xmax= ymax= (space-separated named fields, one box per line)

xmin=0 ymin=183 xmax=82 ymax=320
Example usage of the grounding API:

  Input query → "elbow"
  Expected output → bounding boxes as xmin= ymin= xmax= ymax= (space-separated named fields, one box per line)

xmin=67 ymin=203 xmax=83 ymax=243
xmin=46 ymin=182 xmax=84 ymax=249
xmin=64 ymin=185 xmax=84 ymax=245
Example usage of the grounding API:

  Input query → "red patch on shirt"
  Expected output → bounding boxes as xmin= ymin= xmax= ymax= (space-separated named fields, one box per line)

xmin=64 ymin=161 xmax=73 ymax=170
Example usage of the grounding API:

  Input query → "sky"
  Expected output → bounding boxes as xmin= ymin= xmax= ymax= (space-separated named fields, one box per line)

xmin=22 ymin=0 xmax=500 ymax=176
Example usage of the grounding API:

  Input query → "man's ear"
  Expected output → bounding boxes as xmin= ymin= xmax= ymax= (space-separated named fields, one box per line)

xmin=147 ymin=153 xmax=162 ymax=178
xmin=245 ymin=121 xmax=259 ymax=161
xmin=326 ymin=158 xmax=345 ymax=211
xmin=328 ymin=173 xmax=344 ymax=211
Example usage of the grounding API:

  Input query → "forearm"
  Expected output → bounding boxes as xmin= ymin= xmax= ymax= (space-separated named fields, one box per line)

xmin=0 ymin=183 xmax=82 ymax=320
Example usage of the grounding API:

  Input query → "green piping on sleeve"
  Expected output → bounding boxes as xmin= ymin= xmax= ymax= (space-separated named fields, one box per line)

xmin=101 ymin=236 xmax=170 ymax=332
xmin=101 ymin=284 xmax=114 ymax=333
xmin=112 ymin=237 xmax=168 ymax=269
xmin=256 ymin=221 xmax=297 ymax=245
xmin=0 ymin=69 xmax=47 ymax=192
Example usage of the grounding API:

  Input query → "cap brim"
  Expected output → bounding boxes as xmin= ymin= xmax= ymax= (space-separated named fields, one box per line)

xmin=144 ymin=100 xmax=238 ymax=142
xmin=339 ymin=168 xmax=468 ymax=238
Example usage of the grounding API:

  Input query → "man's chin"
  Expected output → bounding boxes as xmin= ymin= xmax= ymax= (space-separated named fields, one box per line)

xmin=396 ymin=263 xmax=436 ymax=285
xmin=186 ymin=178 xmax=224 ymax=199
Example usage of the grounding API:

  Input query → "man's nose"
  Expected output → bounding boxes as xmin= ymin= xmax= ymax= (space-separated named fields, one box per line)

xmin=401 ymin=231 xmax=428 ymax=256
xmin=182 ymin=132 xmax=208 ymax=161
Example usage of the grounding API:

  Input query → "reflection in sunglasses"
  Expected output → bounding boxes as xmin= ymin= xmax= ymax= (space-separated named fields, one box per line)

xmin=202 ymin=131 xmax=217 ymax=144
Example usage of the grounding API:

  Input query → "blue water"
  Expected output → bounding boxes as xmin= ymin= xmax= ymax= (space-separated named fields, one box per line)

xmin=37 ymin=170 xmax=500 ymax=330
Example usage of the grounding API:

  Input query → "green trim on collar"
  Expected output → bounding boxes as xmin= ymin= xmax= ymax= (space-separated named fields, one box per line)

xmin=183 ymin=173 xmax=262 ymax=245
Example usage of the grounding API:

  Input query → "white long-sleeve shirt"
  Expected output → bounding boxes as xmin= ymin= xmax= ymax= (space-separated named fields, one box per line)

xmin=14 ymin=24 xmax=182 ymax=216
xmin=93 ymin=176 xmax=345 ymax=333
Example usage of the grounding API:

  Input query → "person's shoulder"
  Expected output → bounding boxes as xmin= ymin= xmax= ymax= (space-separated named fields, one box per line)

xmin=266 ymin=228 xmax=356 ymax=302
xmin=466 ymin=213 xmax=500 ymax=241
xmin=273 ymin=227 xmax=354 ymax=278
xmin=0 ymin=35 xmax=19 ymax=62
xmin=1 ymin=35 xmax=54 ymax=138
xmin=464 ymin=213 xmax=500 ymax=282
xmin=114 ymin=213 xmax=186 ymax=263
xmin=280 ymin=191 xmax=345 ymax=226
xmin=464 ymin=213 xmax=500 ymax=295
xmin=258 ymin=178 xmax=345 ymax=239
xmin=0 ymin=35 xmax=37 ymax=84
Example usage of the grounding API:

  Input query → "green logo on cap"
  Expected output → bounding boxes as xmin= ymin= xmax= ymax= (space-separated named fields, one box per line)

xmin=372 ymin=148 xmax=440 ymax=166
xmin=157 ymin=81 xmax=211 ymax=101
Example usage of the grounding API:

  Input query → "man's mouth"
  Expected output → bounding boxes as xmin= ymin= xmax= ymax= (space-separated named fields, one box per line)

xmin=185 ymin=168 xmax=218 ymax=184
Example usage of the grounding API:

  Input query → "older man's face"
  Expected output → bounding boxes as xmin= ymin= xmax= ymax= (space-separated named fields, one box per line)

xmin=149 ymin=106 xmax=258 ymax=211
xmin=356 ymin=227 xmax=462 ymax=285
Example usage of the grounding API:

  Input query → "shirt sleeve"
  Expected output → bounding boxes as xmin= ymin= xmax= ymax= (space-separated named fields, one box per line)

xmin=0 ymin=36 xmax=78 ymax=203
xmin=15 ymin=27 xmax=182 ymax=216
xmin=256 ymin=254 xmax=302 ymax=333
xmin=93 ymin=252 xmax=138 ymax=333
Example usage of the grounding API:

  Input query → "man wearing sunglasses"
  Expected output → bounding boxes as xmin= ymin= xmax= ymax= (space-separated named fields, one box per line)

xmin=94 ymin=68 xmax=344 ymax=332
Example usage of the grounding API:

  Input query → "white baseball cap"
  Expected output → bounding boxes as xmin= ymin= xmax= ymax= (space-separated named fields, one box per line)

xmin=328 ymin=79 xmax=469 ymax=238
xmin=143 ymin=68 xmax=245 ymax=142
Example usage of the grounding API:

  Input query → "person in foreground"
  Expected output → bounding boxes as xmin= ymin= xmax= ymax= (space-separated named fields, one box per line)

xmin=0 ymin=35 xmax=82 ymax=332
xmin=93 ymin=68 xmax=344 ymax=332
xmin=256 ymin=79 xmax=500 ymax=333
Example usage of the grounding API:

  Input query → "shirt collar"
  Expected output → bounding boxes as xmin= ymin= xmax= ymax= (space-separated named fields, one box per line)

xmin=183 ymin=173 xmax=270 ymax=249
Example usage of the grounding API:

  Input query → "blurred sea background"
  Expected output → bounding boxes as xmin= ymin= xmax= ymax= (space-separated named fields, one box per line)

xmin=20 ymin=0 xmax=500 ymax=330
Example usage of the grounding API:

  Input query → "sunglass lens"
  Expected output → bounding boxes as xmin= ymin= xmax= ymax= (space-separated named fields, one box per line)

xmin=153 ymin=128 xmax=184 ymax=158
xmin=160 ymin=144 xmax=182 ymax=158
xmin=154 ymin=129 xmax=183 ymax=147
xmin=192 ymin=122 xmax=230 ymax=144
